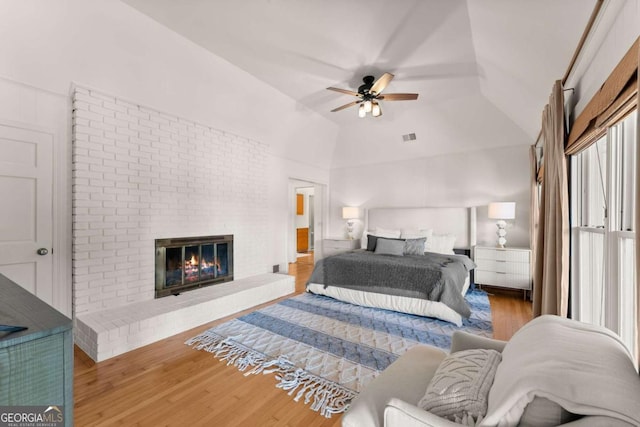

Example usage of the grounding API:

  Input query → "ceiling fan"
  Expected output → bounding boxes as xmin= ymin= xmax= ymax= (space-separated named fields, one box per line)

xmin=327 ymin=73 xmax=419 ymax=118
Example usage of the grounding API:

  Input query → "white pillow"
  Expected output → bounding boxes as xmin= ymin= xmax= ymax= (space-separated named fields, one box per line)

xmin=374 ymin=227 xmax=401 ymax=239
xmin=360 ymin=230 xmax=371 ymax=250
xmin=400 ymin=228 xmax=433 ymax=239
xmin=426 ymin=233 xmax=456 ymax=255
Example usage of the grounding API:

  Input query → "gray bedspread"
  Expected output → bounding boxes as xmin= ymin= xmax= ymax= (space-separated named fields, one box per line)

xmin=307 ymin=250 xmax=476 ymax=318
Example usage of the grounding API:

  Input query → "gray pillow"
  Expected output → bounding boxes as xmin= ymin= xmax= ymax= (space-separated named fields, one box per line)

xmin=366 ymin=234 xmax=379 ymax=251
xmin=418 ymin=349 xmax=501 ymax=424
xmin=404 ymin=238 xmax=426 ymax=255
xmin=374 ymin=237 xmax=405 ymax=256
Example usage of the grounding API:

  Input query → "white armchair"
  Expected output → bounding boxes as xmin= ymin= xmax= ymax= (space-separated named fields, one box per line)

xmin=342 ymin=316 xmax=640 ymax=427
xmin=384 ymin=398 xmax=462 ymax=427
xmin=342 ymin=331 xmax=506 ymax=427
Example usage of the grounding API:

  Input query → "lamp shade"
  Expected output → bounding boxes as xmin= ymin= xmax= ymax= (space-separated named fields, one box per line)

xmin=371 ymin=102 xmax=382 ymax=117
xmin=358 ymin=104 xmax=366 ymax=118
xmin=342 ymin=207 xmax=359 ymax=219
xmin=488 ymin=202 xmax=516 ymax=220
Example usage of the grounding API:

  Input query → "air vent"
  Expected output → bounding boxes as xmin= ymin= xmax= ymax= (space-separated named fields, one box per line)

xmin=402 ymin=133 xmax=417 ymax=142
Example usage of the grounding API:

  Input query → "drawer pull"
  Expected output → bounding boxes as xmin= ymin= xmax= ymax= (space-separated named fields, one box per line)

xmin=496 ymin=272 xmax=507 ymax=275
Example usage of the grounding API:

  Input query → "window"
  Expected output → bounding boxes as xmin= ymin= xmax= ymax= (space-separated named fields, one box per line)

xmin=570 ymin=110 xmax=637 ymax=355
xmin=573 ymin=136 xmax=607 ymax=228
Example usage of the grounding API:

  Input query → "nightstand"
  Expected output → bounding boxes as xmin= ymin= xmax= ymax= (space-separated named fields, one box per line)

xmin=323 ymin=238 xmax=360 ymax=257
xmin=474 ymin=246 xmax=532 ymax=298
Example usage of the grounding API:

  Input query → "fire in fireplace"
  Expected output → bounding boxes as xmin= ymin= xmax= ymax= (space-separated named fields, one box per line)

xmin=155 ymin=235 xmax=233 ymax=298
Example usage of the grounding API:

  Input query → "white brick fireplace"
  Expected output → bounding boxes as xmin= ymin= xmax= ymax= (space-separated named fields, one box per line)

xmin=72 ymin=86 xmax=293 ymax=360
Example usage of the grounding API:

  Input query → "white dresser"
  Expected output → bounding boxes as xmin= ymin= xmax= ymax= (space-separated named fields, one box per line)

xmin=323 ymin=238 xmax=360 ymax=257
xmin=474 ymin=246 xmax=532 ymax=295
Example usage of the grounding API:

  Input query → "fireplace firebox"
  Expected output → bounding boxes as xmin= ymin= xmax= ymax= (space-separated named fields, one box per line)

xmin=155 ymin=235 xmax=233 ymax=298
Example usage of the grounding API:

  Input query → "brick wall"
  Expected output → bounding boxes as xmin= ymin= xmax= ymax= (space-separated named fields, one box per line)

xmin=72 ymin=86 xmax=269 ymax=315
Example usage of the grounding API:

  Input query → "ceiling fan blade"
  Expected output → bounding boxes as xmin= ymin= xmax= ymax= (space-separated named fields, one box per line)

xmin=378 ymin=93 xmax=419 ymax=101
xmin=330 ymin=100 xmax=361 ymax=112
xmin=370 ymin=72 xmax=394 ymax=95
xmin=327 ymin=87 xmax=361 ymax=97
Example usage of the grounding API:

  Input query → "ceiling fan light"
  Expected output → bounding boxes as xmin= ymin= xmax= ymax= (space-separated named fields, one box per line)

xmin=364 ymin=100 xmax=372 ymax=113
xmin=358 ymin=103 xmax=366 ymax=118
xmin=372 ymin=102 xmax=382 ymax=117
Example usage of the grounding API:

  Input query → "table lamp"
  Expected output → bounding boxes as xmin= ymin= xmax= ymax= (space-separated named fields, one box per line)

xmin=488 ymin=202 xmax=516 ymax=248
xmin=342 ymin=207 xmax=359 ymax=239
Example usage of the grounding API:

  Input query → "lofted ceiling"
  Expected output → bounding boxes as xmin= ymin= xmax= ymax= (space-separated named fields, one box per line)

xmin=121 ymin=0 xmax=596 ymax=168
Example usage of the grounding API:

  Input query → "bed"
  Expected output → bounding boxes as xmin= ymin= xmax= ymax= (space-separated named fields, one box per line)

xmin=306 ymin=207 xmax=477 ymax=326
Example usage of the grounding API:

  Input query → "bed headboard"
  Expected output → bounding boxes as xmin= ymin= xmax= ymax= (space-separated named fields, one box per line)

xmin=366 ymin=207 xmax=477 ymax=249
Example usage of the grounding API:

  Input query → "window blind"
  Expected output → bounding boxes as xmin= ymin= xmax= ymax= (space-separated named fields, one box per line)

xmin=565 ymin=37 xmax=639 ymax=155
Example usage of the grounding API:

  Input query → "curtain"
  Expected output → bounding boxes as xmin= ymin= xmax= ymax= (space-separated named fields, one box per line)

xmin=529 ymin=145 xmax=539 ymax=292
xmin=533 ymin=80 xmax=570 ymax=317
xmin=634 ymin=44 xmax=640 ymax=366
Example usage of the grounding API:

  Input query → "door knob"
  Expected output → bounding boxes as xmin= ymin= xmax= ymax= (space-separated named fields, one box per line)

xmin=37 ymin=248 xmax=49 ymax=256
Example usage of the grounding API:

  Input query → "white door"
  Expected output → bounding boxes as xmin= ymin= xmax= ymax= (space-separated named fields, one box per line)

xmin=312 ymin=183 xmax=325 ymax=260
xmin=308 ymin=194 xmax=314 ymax=250
xmin=0 ymin=121 xmax=54 ymax=305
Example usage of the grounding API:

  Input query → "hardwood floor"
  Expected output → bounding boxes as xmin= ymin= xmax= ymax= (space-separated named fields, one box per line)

xmin=484 ymin=286 xmax=533 ymax=341
xmin=74 ymin=253 xmax=531 ymax=426
xmin=291 ymin=252 xmax=314 ymax=293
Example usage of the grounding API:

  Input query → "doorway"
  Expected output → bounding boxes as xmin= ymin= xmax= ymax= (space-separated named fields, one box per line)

xmin=308 ymin=194 xmax=314 ymax=250
xmin=295 ymin=186 xmax=314 ymax=256
xmin=288 ymin=179 xmax=326 ymax=265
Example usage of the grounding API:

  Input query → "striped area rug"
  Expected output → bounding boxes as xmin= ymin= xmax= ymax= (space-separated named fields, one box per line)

xmin=185 ymin=289 xmax=492 ymax=417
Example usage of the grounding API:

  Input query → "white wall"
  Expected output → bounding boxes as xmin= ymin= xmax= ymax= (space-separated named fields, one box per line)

xmin=329 ymin=145 xmax=531 ymax=248
xmin=72 ymin=86 xmax=272 ymax=314
xmin=0 ymin=0 xmax=338 ymax=308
